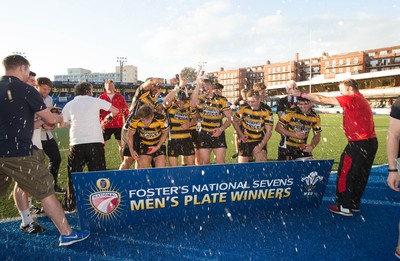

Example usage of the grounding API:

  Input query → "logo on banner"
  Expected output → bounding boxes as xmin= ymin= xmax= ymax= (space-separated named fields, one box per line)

xmin=301 ymin=171 xmax=324 ymax=197
xmin=89 ymin=178 xmax=121 ymax=216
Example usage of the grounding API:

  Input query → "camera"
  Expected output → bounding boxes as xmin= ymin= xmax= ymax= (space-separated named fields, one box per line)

xmin=50 ymin=107 xmax=61 ymax=114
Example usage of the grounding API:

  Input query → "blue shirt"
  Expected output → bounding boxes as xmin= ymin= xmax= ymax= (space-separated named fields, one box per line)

xmin=0 ymin=76 xmax=46 ymax=157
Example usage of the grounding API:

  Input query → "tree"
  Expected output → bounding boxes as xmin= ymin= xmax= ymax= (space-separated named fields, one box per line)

xmin=180 ymin=67 xmax=197 ymax=83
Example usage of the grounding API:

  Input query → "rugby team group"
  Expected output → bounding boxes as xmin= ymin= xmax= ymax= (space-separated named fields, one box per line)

xmin=1 ymin=55 xmax=399 ymax=256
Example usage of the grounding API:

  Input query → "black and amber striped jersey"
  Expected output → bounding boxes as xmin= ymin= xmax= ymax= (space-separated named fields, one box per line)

xmin=128 ymin=112 xmax=169 ymax=146
xmin=234 ymin=104 xmax=274 ymax=142
xmin=136 ymin=91 xmax=159 ymax=112
xmin=164 ymin=100 xmax=197 ymax=139
xmin=124 ymin=90 xmax=160 ymax=129
xmin=197 ymin=94 xmax=230 ymax=132
xmin=278 ymin=107 xmax=322 ymax=147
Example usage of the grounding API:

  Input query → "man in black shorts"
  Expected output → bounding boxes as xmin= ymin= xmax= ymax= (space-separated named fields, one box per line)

xmin=61 ymin=82 xmax=118 ymax=212
xmin=232 ymin=90 xmax=274 ymax=163
xmin=191 ymin=79 xmax=232 ymax=165
xmin=275 ymin=97 xmax=321 ymax=160
xmin=119 ymin=78 xmax=165 ymax=169
xmin=127 ymin=104 xmax=169 ymax=168
xmin=276 ymin=80 xmax=298 ymax=160
xmin=163 ymin=79 xmax=197 ymax=166
xmin=99 ymin=80 xmax=129 ymax=161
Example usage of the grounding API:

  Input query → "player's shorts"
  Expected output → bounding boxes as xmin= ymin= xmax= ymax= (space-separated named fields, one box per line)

xmin=239 ymin=141 xmax=267 ymax=157
xmin=0 ymin=150 xmax=55 ymax=201
xmin=196 ymin=130 xmax=227 ymax=149
xmin=122 ymin=131 xmax=140 ymax=157
xmin=190 ymin=129 xmax=198 ymax=149
xmin=138 ymin=144 xmax=167 ymax=158
xmin=168 ymin=138 xmax=195 ymax=157
xmin=103 ymin=128 xmax=122 ymax=141
xmin=284 ymin=146 xmax=313 ymax=160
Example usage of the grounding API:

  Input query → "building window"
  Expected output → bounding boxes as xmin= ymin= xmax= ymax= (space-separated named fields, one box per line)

xmin=370 ymin=60 xmax=378 ymax=67
xmin=393 ymin=49 xmax=400 ymax=54
xmin=339 ymin=59 xmax=343 ymax=65
xmin=332 ymin=60 xmax=336 ymax=67
xmin=325 ymin=61 xmax=329 ymax=67
xmin=353 ymin=57 xmax=359 ymax=64
xmin=368 ymin=52 xmax=375 ymax=57
xmin=380 ymin=50 xmax=387 ymax=55
xmin=338 ymin=68 xmax=343 ymax=73
xmin=346 ymin=58 xmax=351 ymax=65
xmin=395 ymin=57 xmax=400 ymax=63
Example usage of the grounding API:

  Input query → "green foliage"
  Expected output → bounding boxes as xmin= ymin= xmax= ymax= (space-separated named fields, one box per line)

xmin=0 ymin=114 xmax=389 ymax=219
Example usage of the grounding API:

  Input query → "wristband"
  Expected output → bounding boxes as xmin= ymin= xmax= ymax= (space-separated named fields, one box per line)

xmin=300 ymin=92 xmax=308 ymax=98
xmin=388 ymin=169 xmax=398 ymax=172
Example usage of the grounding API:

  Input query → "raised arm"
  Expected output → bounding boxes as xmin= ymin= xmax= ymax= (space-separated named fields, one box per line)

xmin=291 ymin=89 xmax=339 ymax=106
xmin=190 ymin=78 xmax=202 ymax=108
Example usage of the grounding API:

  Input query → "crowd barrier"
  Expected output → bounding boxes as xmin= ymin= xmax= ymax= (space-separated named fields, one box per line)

xmin=72 ymin=160 xmax=334 ymax=231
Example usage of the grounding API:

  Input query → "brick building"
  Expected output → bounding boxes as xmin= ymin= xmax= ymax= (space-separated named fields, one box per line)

xmin=208 ymin=44 xmax=400 ymax=104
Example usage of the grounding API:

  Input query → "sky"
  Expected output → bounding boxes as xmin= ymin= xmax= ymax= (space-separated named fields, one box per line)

xmin=0 ymin=0 xmax=399 ymax=81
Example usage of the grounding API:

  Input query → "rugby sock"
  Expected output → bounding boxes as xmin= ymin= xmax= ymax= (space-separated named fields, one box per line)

xmin=28 ymin=197 xmax=33 ymax=209
xmin=20 ymin=209 xmax=34 ymax=226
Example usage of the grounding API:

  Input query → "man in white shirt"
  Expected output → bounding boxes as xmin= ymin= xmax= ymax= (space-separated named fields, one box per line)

xmin=36 ymin=77 xmax=64 ymax=193
xmin=61 ymin=82 xmax=118 ymax=212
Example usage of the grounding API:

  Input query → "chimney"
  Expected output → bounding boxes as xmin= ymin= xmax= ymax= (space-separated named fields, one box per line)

xmin=295 ymin=52 xmax=299 ymax=62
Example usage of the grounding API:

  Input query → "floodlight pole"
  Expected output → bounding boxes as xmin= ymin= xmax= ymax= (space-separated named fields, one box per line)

xmin=116 ymin=57 xmax=127 ymax=83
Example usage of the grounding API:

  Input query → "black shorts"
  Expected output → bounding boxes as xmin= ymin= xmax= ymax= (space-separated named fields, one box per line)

xmin=122 ymin=131 xmax=140 ymax=157
xmin=138 ymin=144 xmax=167 ymax=158
xmin=103 ymin=128 xmax=122 ymax=141
xmin=190 ymin=129 xmax=198 ymax=148
xmin=284 ymin=146 xmax=312 ymax=160
xmin=239 ymin=142 xmax=267 ymax=157
xmin=196 ymin=130 xmax=227 ymax=149
xmin=168 ymin=138 xmax=195 ymax=157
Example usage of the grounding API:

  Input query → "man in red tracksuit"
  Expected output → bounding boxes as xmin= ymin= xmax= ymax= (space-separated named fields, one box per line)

xmin=291 ymin=78 xmax=378 ymax=216
xmin=99 ymin=80 xmax=129 ymax=161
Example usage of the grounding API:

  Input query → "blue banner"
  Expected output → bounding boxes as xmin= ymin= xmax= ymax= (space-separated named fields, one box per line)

xmin=72 ymin=160 xmax=333 ymax=231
